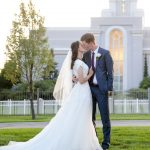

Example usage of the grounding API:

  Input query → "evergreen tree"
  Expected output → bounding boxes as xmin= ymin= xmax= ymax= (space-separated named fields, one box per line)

xmin=144 ymin=54 xmax=148 ymax=77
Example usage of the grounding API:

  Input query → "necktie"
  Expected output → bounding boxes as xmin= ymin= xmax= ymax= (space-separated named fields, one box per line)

xmin=91 ymin=52 xmax=95 ymax=71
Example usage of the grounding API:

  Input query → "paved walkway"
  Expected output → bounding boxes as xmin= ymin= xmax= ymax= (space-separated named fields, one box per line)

xmin=0 ymin=120 xmax=150 ymax=129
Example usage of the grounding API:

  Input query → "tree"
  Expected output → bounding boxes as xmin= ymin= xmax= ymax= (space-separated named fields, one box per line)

xmin=139 ymin=54 xmax=150 ymax=89
xmin=0 ymin=71 xmax=13 ymax=90
xmin=144 ymin=54 xmax=148 ymax=78
xmin=139 ymin=77 xmax=150 ymax=89
xmin=1 ymin=60 xmax=21 ymax=84
xmin=4 ymin=0 xmax=55 ymax=119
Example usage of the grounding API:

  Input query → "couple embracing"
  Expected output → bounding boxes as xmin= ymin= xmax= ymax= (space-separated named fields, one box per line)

xmin=0 ymin=33 xmax=113 ymax=150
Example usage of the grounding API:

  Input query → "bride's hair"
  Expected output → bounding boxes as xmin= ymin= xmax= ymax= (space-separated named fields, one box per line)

xmin=71 ymin=41 xmax=79 ymax=69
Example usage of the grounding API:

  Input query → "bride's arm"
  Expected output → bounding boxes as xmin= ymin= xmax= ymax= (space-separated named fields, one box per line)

xmin=77 ymin=66 xmax=94 ymax=84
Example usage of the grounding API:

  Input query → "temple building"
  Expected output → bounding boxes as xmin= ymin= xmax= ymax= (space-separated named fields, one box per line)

xmin=46 ymin=0 xmax=150 ymax=91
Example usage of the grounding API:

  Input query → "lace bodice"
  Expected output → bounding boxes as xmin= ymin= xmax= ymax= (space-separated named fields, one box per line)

xmin=73 ymin=59 xmax=89 ymax=78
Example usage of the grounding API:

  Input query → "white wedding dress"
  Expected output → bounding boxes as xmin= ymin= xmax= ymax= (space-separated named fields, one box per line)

xmin=0 ymin=59 xmax=102 ymax=150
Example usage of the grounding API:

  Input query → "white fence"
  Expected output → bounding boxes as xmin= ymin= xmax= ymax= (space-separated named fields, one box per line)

xmin=0 ymin=98 xmax=150 ymax=115
xmin=0 ymin=99 xmax=61 ymax=115
xmin=109 ymin=99 xmax=150 ymax=114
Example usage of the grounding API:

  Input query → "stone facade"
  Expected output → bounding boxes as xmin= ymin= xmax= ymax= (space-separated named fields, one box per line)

xmin=46 ymin=0 xmax=150 ymax=91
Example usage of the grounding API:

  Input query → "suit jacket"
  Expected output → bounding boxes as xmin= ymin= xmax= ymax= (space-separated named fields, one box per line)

xmin=83 ymin=47 xmax=114 ymax=92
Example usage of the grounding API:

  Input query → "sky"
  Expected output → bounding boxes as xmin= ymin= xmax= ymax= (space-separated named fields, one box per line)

xmin=0 ymin=0 xmax=150 ymax=69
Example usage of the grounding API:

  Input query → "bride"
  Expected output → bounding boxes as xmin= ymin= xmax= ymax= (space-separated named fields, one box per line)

xmin=0 ymin=41 xmax=102 ymax=150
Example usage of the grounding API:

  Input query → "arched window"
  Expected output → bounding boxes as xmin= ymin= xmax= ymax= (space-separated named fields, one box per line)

xmin=110 ymin=30 xmax=123 ymax=91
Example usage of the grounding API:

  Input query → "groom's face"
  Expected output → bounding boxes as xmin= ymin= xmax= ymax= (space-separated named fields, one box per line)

xmin=81 ymin=41 xmax=92 ymax=51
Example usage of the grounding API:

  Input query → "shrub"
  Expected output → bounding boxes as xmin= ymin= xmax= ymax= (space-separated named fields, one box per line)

xmin=139 ymin=77 xmax=150 ymax=89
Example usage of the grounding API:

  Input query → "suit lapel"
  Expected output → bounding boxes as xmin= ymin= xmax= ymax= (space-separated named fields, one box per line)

xmin=96 ymin=47 xmax=102 ymax=70
xmin=86 ymin=47 xmax=102 ymax=69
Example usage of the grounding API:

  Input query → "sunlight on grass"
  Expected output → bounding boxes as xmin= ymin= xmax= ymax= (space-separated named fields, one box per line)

xmin=0 ymin=127 xmax=150 ymax=149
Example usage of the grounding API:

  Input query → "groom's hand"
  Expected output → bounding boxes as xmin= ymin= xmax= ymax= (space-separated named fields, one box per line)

xmin=72 ymin=75 xmax=78 ymax=83
xmin=108 ymin=91 xmax=113 ymax=96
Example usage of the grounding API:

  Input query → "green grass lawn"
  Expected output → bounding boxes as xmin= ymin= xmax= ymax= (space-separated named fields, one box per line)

xmin=0 ymin=127 xmax=150 ymax=149
xmin=0 ymin=114 xmax=150 ymax=123
xmin=97 ymin=127 xmax=150 ymax=150
xmin=97 ymin=114 xmax=150 ymax=120
xmin=0 ymin=115 xmax=54 ymax=123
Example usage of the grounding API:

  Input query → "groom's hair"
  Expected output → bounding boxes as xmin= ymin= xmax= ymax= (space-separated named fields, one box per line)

xmin=80 ymin=33 xmax=95 ymax=43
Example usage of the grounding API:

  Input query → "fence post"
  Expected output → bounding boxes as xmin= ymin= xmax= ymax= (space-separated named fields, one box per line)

xmin=111 ymin=91 xmax=115 ymax=114
xmin=42 ymin=99 xmax=44 ymax=114
xmin=124 ymin=98 xmax=126 ymax=114
xmin=112 ymin=91 xmax=115 ymax=114
xmin=54 ymin=101 xmax=58 ymax=114
xmin=136 ymin=98 xmax=139 ymax=113
xmin=38 ymin=98 xmax=44 ymax=114
xmin=148 ymin=88 xmax=150 ymax=114
xmin=24 ymin=99 xmax=26 ymax=115
xmin=9 ymin=99 xmax=12 ymax=115
xmin=37 ymin=88 xmax=40 ymax=115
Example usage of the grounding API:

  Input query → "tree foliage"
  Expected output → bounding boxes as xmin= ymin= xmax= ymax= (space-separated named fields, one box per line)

xmin=144 ymin=55 xmax=148 ymax=78
xmin=4 ymin=0 xmax=55 ymax=119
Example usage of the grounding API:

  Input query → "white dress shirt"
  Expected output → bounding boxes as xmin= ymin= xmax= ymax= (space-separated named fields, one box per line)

xmin=91 ymin=47 xmax=99 ymax=84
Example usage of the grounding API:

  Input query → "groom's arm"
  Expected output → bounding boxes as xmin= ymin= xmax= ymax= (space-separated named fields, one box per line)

xmin=105 ymin=51 xmax=114 ymax=92
xmin=82 ymin=51 xmax=89 ymax=64
xmin=72 ymin=75 xmax=78 ymax=83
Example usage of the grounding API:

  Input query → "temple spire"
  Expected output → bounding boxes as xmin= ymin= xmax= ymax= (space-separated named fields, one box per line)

xmin=102 ymin=0 xmax=144 ymax=17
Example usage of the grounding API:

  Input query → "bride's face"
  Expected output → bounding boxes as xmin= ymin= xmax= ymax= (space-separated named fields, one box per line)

xmin=78 ymin=43 xmax=86 ymax=53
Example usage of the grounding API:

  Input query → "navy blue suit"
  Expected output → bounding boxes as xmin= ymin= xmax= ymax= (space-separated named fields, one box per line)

xmin=83 ymin=47 xmax=113 ymax=149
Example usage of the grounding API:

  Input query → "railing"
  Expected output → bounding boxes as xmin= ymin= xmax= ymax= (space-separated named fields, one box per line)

xmin=109 ymin=99 xmax=149 ymax=114
xmin=108 ymin=90 xmax=150 ymax=114
xmin=0 ymin=91 xmax=54 ymax=101
xmin=0 ymin=90 xmax=150 ymax=115
xmin=0 ymin=99 xmax=60 ymax=115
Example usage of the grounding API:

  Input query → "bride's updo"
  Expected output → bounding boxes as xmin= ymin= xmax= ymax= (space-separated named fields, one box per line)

xmin=71 ymin=41 xmax=80 ymax=69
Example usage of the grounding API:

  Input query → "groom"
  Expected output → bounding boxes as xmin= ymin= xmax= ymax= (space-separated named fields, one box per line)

xmin=81 ymin=33 xmax=113 ymax=150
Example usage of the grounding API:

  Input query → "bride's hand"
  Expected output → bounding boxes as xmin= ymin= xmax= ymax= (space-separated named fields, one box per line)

xmin=88 ymin=67 xmax=94 ymax=77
